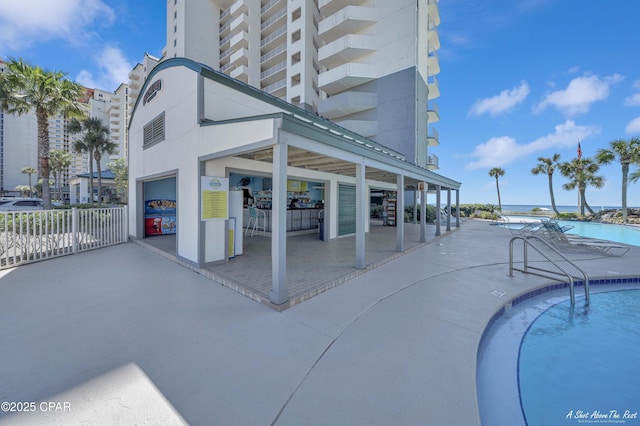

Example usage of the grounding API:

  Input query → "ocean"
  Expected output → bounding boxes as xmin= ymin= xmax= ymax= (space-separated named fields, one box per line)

xmin=499 ymin=204 xmax=632 ymax=214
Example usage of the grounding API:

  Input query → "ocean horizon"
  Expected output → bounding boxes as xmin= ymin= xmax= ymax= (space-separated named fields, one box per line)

xmin=499 ymin=204 xmax=636 ymax=214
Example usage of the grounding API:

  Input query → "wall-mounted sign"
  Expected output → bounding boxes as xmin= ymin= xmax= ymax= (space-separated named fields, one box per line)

xmin=201 ymin=176 xmax=229 ymax=220
xmin=143 ymin=79 xmax=163 ymax=105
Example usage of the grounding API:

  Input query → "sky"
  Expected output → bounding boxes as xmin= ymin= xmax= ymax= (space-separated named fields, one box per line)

xmin=1 ymin=0 xmax=640 ymax=208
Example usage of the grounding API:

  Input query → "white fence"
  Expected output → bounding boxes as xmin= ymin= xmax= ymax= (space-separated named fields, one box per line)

xmin=0 ymin=207 xmax=127 ymax=270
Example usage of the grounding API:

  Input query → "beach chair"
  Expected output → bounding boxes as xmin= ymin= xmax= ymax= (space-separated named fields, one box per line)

xmin=528 ymin=221 xmax=630 ymax=257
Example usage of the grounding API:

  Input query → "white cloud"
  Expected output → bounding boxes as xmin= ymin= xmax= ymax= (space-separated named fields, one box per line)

xmin=535 ymin=73 xmax=624 ymax=116
xmin=0 ymin=0 xmax=114 ymax=50
xmin=625 ymin=93 xmax=640 ymax=106
xmin=632 ymin=80 xmax=640 ymax=91
xmin=76 ymin=46 xmax=133 ymax=91
xmin=468 ymin=81 xmax=530 ymax=117
xmin=625 ymin=117 xmax=640 ymax=134
xmin=464 ymin=120 xmax=600 ymax=170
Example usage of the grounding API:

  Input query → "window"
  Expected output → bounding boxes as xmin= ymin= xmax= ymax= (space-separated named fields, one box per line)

xmin=292 ymin=30 xmax=301 ymax=43
xmin=291 ymin=74 xmax=301 ymax=86
xmin=292 ymin=7 xmax=301 ymax=21
xmin=174 ymin=25 xmax=177 ymax=33
xmin=291 ymin=52 xmax=301 ymax=65
xmin=143 ymin=112 xmax=165 ymax=147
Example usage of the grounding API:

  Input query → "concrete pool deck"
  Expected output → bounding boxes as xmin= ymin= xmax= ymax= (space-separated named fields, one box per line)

xmin=0 ymin=219 xmax=638 ymax=425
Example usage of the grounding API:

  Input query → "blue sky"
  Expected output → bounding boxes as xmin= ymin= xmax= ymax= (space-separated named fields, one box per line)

xmin=1 ymin=0 xmax=639 ymax=207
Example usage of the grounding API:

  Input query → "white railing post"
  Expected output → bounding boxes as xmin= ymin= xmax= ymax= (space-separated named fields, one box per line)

xmin=72 ymin=208 xmax=78 ymax=254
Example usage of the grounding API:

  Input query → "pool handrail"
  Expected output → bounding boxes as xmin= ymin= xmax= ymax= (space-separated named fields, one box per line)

xmin=509 ymin=235 xmax=590 ymax=305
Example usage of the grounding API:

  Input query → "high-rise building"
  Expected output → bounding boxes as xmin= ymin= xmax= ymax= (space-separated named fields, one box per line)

xmin=162 ymin=0 xmax=441 ymax=169
xmin=0 ymin=59 xmax=129 ymax=199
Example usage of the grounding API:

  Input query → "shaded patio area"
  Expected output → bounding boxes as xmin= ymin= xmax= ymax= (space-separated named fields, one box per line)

xmin=139 ymin=220 xmax=450 ymax=308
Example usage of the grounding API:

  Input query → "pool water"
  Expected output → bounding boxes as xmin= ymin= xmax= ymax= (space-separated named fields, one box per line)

xmin=500 ymin=217 xmax=640 ymax=247
xmin=477 ymin=288 xmax=640 ymax=426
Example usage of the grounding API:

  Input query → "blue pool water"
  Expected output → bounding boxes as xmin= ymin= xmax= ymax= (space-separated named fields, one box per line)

xmin=477 ymin=287 xmax=640 ymax=425
xmin=500 ymin=216 xmax=640 ymax=247
xmin=519 ymin=289 xmax=640 ymax=425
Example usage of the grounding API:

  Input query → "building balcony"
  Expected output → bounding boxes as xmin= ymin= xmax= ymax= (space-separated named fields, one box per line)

xmin=261 ymin=7 xmax=286 ymax=33
xmin=229 ymin=30 xmax=250 ymax=51
xmin=334 ymin=119 xmax=377 ymax=138
xmin=428 ymin=75 xmax=440 ymax=100
xmin=317 ymin=90 xmax=377 ymax=119
xmin=229 ymin=48 xmax=250 ymax=68
xmin=260 ymin=42 xmax=286 ymax=68
xmin=427 ymin=102 xmax=440 ymax=123
xmin=230 ymin=65 xmax=250 ymax=83
xmin=428 ymin=27 xmax=440 ymax=51
xmin=262 ymin=78 xmax=286 ymax=98
xmin=260 ymin=0 xmax=285 ymax=19
xmin=260 ymin=60 xmax=286 ymax=85
xmin=318 ymin=6 xmax=377 ymax=44
xmin=318 ymin=34 xmax=375 ymax=69
xmin=427 ymin=51 xmax=440 ymax=76
xmin=318 ymin=62 xmax=377 ymax=95
xmin=230 ymin=13 xmax=249 ymax=34
xmin=230 ymin=1 xmax=248 ymax=19
xmin=260 ymin=25 xmax=286 ymax=49
xmin=427 ymin=127 xmax=439 ymax=147
xmin=318 ymin=0 xmax=367 ymax=17
xmin=427 ymin=153 xmax=439 ymax=170
xmin=428 ymin=0 xmax=441 ymax=27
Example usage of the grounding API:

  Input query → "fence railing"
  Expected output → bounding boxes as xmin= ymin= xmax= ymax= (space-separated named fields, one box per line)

xmin=0 ymin=207 xmax=127 ymax=270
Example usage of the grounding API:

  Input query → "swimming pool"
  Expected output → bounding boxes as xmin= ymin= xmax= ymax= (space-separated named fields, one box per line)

xmin=498 ymin=217 xmax=640 ymax=247
xmin=477 ymin=285 xmax=640 ymax=425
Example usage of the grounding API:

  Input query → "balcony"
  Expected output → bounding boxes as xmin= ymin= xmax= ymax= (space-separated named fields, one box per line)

xmin=229 ymin=48 xmax=249 ymax=68
xmin=334 ymin=119 xmax=377 ymax=138
xmin=318 ymin=62 xmax=376 ymax=95
xmin=317 ymin=90 xmax=376 ymax=119
xmin=230 ymin=13 xmax=249 ymax=35
xmin=261 ymin=0 xmax=285 ymax=19
xmin=428 ymin=0 xmax=441 ymax=27
xmin=427 ymin=51 xmax=440 ymax=76
xmin=427 ymin=127 xmax=439 ymax=147
xmin=428 ymin=27 xmax=440 ymax=51
xmin=260 ymin=42 xmax=286 ymax=68
xmin=260 ymin=25 xmax=286 ymax=49
xmin=260 ymin=60 xmax=286 ymax=85
xmin=262 ymin=78 xmax=286 ymax=98
xmin=427 ymin=75 xmax=440 ymax=100
xmin=427 ymin=102 xmax=440 ymax=123
xmin=318 ymin=0 xmax=366 ymax=17
xmin=230 ymin=65 xmax=250 ymax=84
xmin=230 ymin=1 xmax=248 ymax=19
xmin=318 ymin=6 xmax=377 ymax=44
xmin=261 ymin=7 xmax=286 ymax=33
xmin=229 ymin=31 xmax=250 ymax=51
xmin=318 ymin=34 xmax=375 ymax=69
xmin=427 ymin=153 xmax=439 ymax=170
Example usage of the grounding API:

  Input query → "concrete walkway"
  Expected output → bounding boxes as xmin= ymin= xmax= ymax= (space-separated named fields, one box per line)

xmin=0 ymin=220 xmax=638 ymax=425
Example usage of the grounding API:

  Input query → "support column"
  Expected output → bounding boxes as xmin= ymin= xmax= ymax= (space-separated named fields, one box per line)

xmin=355 ymin=161 xmax=366 ymax=269
xmin=270 ymin=143 xmax=288 ymax=305
xmin=396 ymin=174 xmax=404 ymax=252
xmin=446 ymin=187 xmax=452 ymax=232
xmin=419 ymin=182 xmax=427 ymax=242
xmin=435 ymin=185 xmax=441 ymax=237
xmin=413 ymin=189 xmax=418 ymax=224
xmin=456 ymin=189 xmax=461 ymax=228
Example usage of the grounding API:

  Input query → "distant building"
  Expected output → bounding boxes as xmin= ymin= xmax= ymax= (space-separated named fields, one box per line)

xmin=0 ymin=59 xmax=129 ymax=201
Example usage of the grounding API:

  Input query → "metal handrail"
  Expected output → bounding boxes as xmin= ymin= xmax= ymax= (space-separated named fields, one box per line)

xmin=509 ymin=235 xmax=590 ymax=305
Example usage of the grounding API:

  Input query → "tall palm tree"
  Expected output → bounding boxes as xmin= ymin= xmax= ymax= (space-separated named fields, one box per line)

xmin=49 ymin=149 xmax=72 ymax=203
xmin=560 ymin=158 xmax=605 ymax=216
xmin=0 ymin=58 xmax=84 ymax=209
xmin=68 ymin=117 xmax=109 ymax=204
xmin=21 ymin=166 xmax=37 ymax=197
xmin=595 ymin=137 xmax=640 ymax=223
xmin=531 ymin=154 xmax=561 ymax=215
xmin=93 ymin=138 xmax=117 ymax=204
xmin=488 ymin=167 xmax=505 ymax=211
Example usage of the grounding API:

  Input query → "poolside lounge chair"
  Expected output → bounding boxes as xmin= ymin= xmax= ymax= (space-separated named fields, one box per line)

xmin=526 ymin=221 xmax=630 ymax=257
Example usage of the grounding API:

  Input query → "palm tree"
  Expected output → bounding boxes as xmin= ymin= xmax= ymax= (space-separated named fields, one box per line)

xmin=49 ymin=149 xmax=72 ymax=203
xmin=631 ymin=168 xmax=640 ymax=185
xmin=560 ymin=158 xmax=605 ymax=216
xmin=531 ymin=154 xmax=561 ymax=215
xmin=15 ymin=185 xmax=30 ymax=197
xmin=68 ymin=117 xmax=109 ymax=204
xmin=488 ymin=167 xmax=505 ymax=211
xmin=0 ymin=58 xmax=84 ymax=209
xmin=595 ymin=137 xmax=640 ymax=223
xmin=93 ymin=137 xmax=117 ymax=204
xmin=21 ymin=166 xmax=37 ymax=197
